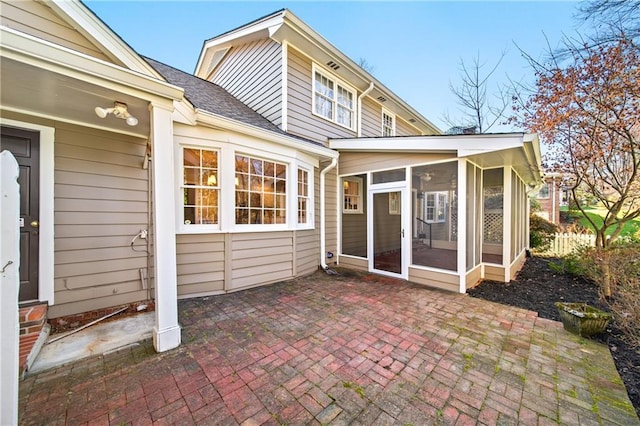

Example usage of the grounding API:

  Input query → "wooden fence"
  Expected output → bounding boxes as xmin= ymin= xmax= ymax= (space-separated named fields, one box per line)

xmin=548 ymin=232 xmax=596 ymax=256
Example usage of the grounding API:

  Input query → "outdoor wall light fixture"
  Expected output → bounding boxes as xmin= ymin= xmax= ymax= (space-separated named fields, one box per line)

xmin=95 ymin=101 xmax=138 ymax=126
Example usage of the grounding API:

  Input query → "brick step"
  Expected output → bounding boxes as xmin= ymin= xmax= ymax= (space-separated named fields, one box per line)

xmin=19 ymin=303 xmax=49 ymax=375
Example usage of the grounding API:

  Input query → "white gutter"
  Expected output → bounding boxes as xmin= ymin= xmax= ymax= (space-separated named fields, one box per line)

xmin=319 ymin=157 xmax=338 ymax=270
xmin=357 ymin=82 xmax=374 ymax=137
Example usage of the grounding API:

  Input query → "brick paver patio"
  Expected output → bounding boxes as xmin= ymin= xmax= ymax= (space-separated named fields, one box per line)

xmin=19 ymin=270 xmax=639 ymax=425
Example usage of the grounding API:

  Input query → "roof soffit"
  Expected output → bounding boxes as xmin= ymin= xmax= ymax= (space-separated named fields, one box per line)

xmin=47 ymin=0 xmax=165 ymax=79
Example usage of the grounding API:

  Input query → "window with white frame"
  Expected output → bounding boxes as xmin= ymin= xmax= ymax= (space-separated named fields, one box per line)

xmin=235 ymin=154 xmax=287 ymax=225
xmin=424 ymin=191 xmax=447 ymax=223
xmin=382 ymin=110 xmax=395 ymax=137
xmin=182 ymin=147 xmax=219 ymax=225
xmin=313 ymin=66 xmax=355 ymax=129
xmin=343 ymin=176 xmax=363 ymax=213
xmin=298 ymin=168 xmax=310 ymax=224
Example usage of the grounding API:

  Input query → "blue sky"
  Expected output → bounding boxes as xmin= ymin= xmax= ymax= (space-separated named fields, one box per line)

xmin=85 ymin=1 xmax=584 ymax=132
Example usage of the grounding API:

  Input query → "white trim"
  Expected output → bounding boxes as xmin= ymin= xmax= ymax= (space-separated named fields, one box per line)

xmin=1 ymin=26 xmax=184 ymax=102
xmin=150 ymin=103 xmax=180 ymax=353
xmin=457 ymin=159 xmax=467 ymax=293
xmin=503 ymin=166 xmax=513 ymax=282
xmin=47 ymin=0 xmax=163 ymax=77
xmin=311 ymin=63 xmax=357 ymax=132
xmin=195 ymin=109 xmax=337 ymax=159
xmin=0 ymin=118 xmax=55 ymax=305
xmin=367 ymin=185 xmax=408 ymax=280
xmin=296 ymin=164 xmax=314 ymax=229
xmin=175 ymin=137 xmax=317 ymax=234
xmin=342 ymin=176 xmax=363 ymax=214
xmin=381 ymin=108 xmax=396 ymax=137
xmin=281 ymin=40 xmax=289 ymax=132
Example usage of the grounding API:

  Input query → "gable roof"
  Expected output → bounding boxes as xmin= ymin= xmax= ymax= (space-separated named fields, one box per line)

xmin=144 ymin=57 xmax=326 ymax=149
xmin=195 ymin=9 xmax=441 ymax=136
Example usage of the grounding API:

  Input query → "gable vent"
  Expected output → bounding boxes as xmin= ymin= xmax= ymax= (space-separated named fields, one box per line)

xmin=326 ymin=61 xmax=340 ymax=70
xmin=409 ymin=118 xmax=417 ymax=123
xmin=377 ymin=96 xmax=387 ymax=102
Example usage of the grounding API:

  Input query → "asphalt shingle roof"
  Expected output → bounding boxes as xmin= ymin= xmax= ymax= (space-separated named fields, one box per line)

xmin=145 ymin=57 xmax=323 ymax=149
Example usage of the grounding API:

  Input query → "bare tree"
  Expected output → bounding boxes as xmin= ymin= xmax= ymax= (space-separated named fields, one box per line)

xmin=579 ymin=0 xmax=640 ymax=42
xmin=444 ymin=52 xmax=510 ymax=134
xmin=357 ymin=57 xmax=375 ymax=75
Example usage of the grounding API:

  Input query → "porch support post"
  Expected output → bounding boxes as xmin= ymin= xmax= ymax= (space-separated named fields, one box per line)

xmin=0 ymin=152 xmax=20 ymax=426
xmin=150 ymin=102 xmax=181 ymax=352
xmin=456 ymin=159 xmax=467 ymax=293
xmin=503 ymin=167 xmax=513 ymax=282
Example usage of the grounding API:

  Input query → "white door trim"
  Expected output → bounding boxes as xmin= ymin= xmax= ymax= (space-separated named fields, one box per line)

xmin=1 ymin=118 xmax=55 ymax=305
xmin=367 ymin=185 xmax=408 ymax=280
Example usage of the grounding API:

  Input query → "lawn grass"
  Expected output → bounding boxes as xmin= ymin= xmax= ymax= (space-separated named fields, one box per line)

xmin=563 ymin=206 xmax=640 ymax=238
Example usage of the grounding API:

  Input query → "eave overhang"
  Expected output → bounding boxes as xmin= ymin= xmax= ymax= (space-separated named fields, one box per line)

xmin=195 ymin=108 xmax=339 ymax=160
xmin=330 ymin=133 xmax=543 ymax=187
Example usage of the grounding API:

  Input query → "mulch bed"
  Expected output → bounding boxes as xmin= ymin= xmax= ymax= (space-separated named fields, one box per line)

xmin=468 ymin=256 xmax=640 ymax=417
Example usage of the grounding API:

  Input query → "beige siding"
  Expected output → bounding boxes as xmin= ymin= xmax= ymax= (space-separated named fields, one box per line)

xmin=483 ymin=265 xmax=505 ymax=282
xmin=287 ymin=46 xmax=357 ymax=144
xmin=465 ymin=265 xmax=482 ymax=289
xmin=230 ymin=232 xmax=293 ymax=290
xmin=296 ymin=168 xmax=321 ymax=275
xmin=409 ymin=267 xmax=459 ymax=292
xmin=176 ymin=234 xmax=225 ymax=296
xmin=50 ymin=124 xmax=149 ymax=318
xmin=338 ymin=256 xmax=368 ymax=272
xmin=324 ymin=166 xmax=338 ymax=265
xmin=509 ymin=250 xmax=527 ymax=281
xmin=339 ymin=152 xmax=456 ymax=176
xmin=396 ymin=116 xmax=422 ymax=136
xmin=361 ymin=97 xmax=381 ymax=137
xmin=0 ymin=0 xmax=115 ymax=64
xmin=212 ymin=38 xmax=283 ymax=127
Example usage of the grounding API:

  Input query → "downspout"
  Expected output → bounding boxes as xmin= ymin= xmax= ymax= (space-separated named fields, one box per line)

xmin=357 ymin=82 xmax=375 ymax=137
xmin=320 ymin=157 xmax=338 ymax=270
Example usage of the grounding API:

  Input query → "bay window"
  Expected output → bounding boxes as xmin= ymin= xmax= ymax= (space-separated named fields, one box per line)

xmin=235 ymin=154 xmax=287 ymax=225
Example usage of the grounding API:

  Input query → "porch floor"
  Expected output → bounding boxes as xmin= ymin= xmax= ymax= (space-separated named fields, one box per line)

xmin=374 ymin=246 xmax=504 ymax=274
xmin=19 ymin=269 xmax=638 ymax=425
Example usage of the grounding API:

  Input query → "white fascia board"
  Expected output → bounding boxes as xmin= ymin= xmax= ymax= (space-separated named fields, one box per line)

xmin=1 ymin=26 xmax=183 ymax=102
xmin=330 ymin=134 xmax=525 ymax=153
xmin=195 ymin=109 xmax=338 ymax=160
xmin=48 ymin=0 xmax=164 ymax=79
xmin=194 ymin=12 xmax=285 ymax=77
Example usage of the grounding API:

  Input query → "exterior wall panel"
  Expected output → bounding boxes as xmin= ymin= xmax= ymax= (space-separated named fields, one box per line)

xmin=212 ymin=38 xmax=283 ymax=126
xmin=49 ymin=124 xmax=149 ymax=318
xmin=287 ymin=47 xmax=357 ymax=144
xmin=230 ymin=232 xmax=293 ymax=290
xmin=0 ymin=0 xmax=114 ymax=63
xmin=408 ymin=267 xmax=458 ymax=292
xmin=176 ymin=234 xmax=225 ymax=296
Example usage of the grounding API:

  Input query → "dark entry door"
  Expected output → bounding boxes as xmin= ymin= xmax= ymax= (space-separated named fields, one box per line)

xmin=1 ymin=126 xmax=40 ymax=302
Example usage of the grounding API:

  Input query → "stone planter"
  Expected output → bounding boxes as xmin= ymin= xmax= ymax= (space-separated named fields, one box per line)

xmin=555 ymin=302 xmax=613 ymax=337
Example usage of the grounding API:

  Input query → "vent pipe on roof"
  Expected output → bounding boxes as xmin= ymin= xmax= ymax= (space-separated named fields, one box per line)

xmin=357 ymin=82 xmax=375 ymax=137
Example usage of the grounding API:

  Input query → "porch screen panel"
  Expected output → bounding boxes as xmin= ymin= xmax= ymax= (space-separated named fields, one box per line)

xmin=341 ymin=174 xmax=367 ymax=257
xmin=511 ymin=172 xmax=527 ymax=262
xmin=482 ymin=168 xmax=503 ymax=264
xmin=411 ymin=161 xmax=458 ymax=271
xmin=465 ymin=162 xmax=482 ymax=271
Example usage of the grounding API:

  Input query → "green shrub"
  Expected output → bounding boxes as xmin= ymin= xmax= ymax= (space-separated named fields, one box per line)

xmin=529 ymin=214 xmax=559 ymax=251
